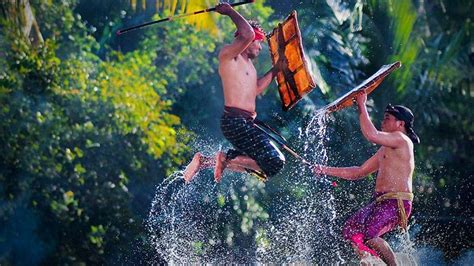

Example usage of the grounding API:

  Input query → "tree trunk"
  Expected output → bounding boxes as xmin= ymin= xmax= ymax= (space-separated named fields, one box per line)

xmin=1 ymin=0 xmax=43 ymax=46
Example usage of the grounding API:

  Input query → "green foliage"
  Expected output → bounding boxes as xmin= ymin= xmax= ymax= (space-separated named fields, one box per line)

xmin=33 ymin=0 xmax=100 ymax=56
xmin=1 ymin=0 xmax=472 ymax=263
xmin=366 ymin=0 xmax=421 ymax=94
xmin=391 ymin=1 xmax=473 ymax=222
xmin=0 ymin=0 xmax=192 ymax=263
xmin=97 ymin=50 xmax=186 ymax=160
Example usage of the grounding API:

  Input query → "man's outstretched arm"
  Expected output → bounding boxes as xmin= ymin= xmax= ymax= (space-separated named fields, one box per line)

xmin=313 ymin=151 xmax=379 ymax=180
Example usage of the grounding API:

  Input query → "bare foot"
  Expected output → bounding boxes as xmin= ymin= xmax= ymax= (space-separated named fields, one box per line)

xmin=214 ymin=151 xmax=227 ymax=182
xmin=183 ymin=152 xmax=202 ymax=183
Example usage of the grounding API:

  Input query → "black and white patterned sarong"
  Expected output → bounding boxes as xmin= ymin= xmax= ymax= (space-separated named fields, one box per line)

xmin=220 ymin=106 xmax=285 ymax=179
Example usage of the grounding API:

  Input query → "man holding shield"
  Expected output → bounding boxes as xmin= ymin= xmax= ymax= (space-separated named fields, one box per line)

xmin=184 ymin=2 xmax=285 ymax=183
xmin=314 ymin=92 xmax=420 ymax=265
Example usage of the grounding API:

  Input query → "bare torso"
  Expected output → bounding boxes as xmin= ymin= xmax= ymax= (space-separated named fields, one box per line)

xmin=218 ymin=54 xmax=258 ymax=112
xmin=374 ymin=136 xmax=414 ymax=193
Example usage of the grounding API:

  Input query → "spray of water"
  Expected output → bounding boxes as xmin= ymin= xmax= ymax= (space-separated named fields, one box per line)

xmin=254 ymin=109 xmax=346 ymax=263
xmin=146 ymin=109 xmax=349 ymax=263
xmin=146 ymin=108 xmax=441 ymax=264
xmin=147 ymin=169 xmax=226 ymax=263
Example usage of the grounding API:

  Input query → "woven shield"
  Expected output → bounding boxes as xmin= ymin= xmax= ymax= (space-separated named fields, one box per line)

xmin=267 ymin=11 xmax=316 ymax=111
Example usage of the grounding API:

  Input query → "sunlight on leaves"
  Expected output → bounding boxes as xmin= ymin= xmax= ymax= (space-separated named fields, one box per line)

xmin=130 ymin=0 xmax=218 ymax=35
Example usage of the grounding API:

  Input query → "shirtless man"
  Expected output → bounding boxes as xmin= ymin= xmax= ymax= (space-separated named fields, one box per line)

xmin=314 ymin=92 xmax=420 ymax=265
xmin=183 ymin=2 xmax=285 ymax=183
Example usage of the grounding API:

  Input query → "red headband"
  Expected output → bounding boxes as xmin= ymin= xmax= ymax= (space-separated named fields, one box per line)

xmin=234 ymin=27 xmax=266 ymax=41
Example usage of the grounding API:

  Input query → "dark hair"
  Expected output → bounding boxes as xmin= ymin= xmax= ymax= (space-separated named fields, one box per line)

xmin=248 ymin=20 xmax=264 ymax=33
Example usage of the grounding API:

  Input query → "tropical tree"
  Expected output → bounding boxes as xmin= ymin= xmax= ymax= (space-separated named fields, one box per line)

xmin=1 ymin=0 xmax=471 ymax=264
xmin=0 ymin=0 xmax=191 ymax=263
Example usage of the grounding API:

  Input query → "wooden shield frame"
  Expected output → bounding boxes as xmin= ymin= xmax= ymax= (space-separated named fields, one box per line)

xmin=267 ymin=11 xmax=316 ymax=111
xmin=324 ymin=61 xmax=402 ymax=113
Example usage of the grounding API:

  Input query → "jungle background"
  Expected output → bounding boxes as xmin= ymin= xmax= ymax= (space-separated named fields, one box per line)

xmin=1 ymin=0 xmax=472 ymax=264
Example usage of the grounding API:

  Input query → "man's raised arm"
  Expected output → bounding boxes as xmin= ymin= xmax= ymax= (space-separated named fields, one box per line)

xmin=356 ymin=92 xmax=405 ymax=148
xmin=216 ymin=3 xmax=254 ymax=60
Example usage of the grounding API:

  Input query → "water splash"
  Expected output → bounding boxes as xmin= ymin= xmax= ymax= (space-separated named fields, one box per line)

xmin=147 ymin=155 xmax=270 ymax=263
xmin=147 ymin=170 xmax=225 ymax=263
xmin=147 ymin=110 xmax=343 ymax=263
xmin=146 ymin=107 xmax=458 ymax=264
xmin=255 ymin=109 xmax=344 ymax=264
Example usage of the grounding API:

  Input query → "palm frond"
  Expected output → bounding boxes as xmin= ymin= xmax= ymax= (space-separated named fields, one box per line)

xmin=366 ymin=0 xmax=421 ymax=95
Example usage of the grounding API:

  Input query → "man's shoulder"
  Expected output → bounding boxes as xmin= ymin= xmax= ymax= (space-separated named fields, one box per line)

xmin=219 ymin=44 xmax=241 ymax=60
xmin=382 ymin=132 xmax=413 ymax=151
xmin=396 ymin=131 xmax=414 ymax=146
xmin=219 ymin=52 xmax=244 ymax=66
xmin=387 ymin=131 xmax=413 ymax=144
xmin=219 ymin=43 xmax=232 ymax=53
xmin=219 ymin=46 xmax=239 ymax=60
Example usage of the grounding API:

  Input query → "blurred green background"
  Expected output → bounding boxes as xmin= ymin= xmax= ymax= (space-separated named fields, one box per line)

xmin=1 ymin=0 xmax=472 ymax=264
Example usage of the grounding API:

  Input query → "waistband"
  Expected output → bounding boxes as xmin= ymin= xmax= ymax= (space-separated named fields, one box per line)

xmin=375 ymin=192 xmax=414 ymax=232
xmin=375 ymin=192 xmax=414 ymax=202
xmin=223 ymin=106 xmax=257 ymax=119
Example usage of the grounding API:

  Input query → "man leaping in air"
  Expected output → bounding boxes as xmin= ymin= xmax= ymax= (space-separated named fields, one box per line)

xmin=183 ymin=2 xmax=285 ymax=183
xmin=314 ymin=92 xmax=420 ymax=265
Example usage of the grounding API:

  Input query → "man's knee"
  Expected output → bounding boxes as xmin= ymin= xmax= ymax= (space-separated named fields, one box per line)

xmin=364 ymin=237 xmax=383 ymax=248
xmin=364 ymin=237 xmax=375 ymax=246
